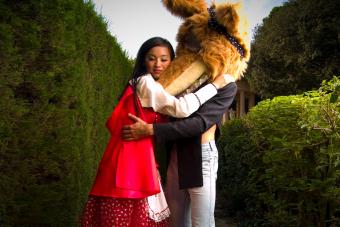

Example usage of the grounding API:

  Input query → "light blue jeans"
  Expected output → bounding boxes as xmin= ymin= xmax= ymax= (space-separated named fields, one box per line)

xmin=165 ymin=141 xmax=218 ymax=227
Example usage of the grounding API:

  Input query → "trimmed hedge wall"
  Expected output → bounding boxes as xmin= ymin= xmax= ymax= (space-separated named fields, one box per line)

xmin=0 ymin=0 xmax=132 ymax=226
xmin=217 ymin=77 xmax=340 ymax=226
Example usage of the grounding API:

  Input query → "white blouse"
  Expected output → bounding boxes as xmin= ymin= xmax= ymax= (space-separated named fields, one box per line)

xmin=136 ymin=74 xmax=217 ymax=118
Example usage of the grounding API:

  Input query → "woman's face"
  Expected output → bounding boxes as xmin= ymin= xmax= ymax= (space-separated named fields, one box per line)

xmin=145 ymin=46 xmax=172 ymax=80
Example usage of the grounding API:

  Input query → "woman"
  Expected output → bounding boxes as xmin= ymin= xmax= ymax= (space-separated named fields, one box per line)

xmin=81 ymin=37 xmax=231 ymax=227
xmin=122 ymin=43 xmax=240 ymax=226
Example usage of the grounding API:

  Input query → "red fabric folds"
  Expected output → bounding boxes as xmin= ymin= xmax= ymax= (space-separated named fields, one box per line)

xmin=89 ymin=86 xmax=161 ymax=198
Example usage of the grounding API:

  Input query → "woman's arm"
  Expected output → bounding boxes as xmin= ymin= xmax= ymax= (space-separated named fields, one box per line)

xmin=137 ymin=74 xmax=234 ymax=118
xmin=153 ymin=82 xmax=237 ymax=142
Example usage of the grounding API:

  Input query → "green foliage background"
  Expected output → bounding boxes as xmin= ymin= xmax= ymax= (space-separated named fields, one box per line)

xmin=217 ymin=77 xmax=340 ymax=226
xmin=0 ymin=0 xmax=132 ymax=226
xmin=247 ymin=0 xmax=339 ymax=98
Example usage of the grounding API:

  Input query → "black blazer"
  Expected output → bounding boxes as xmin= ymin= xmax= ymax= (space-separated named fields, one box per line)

xmin=153 ymin=82 xmax=237 ymax=189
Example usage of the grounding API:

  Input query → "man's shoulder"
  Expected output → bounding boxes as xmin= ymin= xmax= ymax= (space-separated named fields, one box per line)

xmin=218 ymin=82 xmax=237 ymax=94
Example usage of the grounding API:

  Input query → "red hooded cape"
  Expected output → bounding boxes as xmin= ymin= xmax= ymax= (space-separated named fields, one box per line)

xmin=89 ymin=86 xmax=163 ymax=198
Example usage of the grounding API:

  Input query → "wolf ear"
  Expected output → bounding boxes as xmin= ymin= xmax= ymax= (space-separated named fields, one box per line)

xmin=162 ymin=0 xmax=207 ymax=18
xmin=215 ymin=2 xmax=250 ymax=60
xmin=215 ymin=2 xmax=242 ymax=35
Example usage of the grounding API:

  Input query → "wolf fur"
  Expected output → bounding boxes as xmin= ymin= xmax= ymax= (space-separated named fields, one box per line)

xmin=158 ymin=0 xmax=250 ymax=95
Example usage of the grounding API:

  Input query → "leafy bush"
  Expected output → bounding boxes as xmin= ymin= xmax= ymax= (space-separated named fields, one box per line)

xmin=217 ymin=77 xmax=340 ymax=226
xmin=217 ymin=118 xmax=266 ymax=224
xmin=0 ymin=0 xmax=132 ymax=226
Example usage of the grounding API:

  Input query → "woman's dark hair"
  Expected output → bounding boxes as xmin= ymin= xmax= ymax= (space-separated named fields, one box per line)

xmin=129 ymin=37 xmax=175 ymax=116
xmin=131 ymin=37 xmax=175 ymax=80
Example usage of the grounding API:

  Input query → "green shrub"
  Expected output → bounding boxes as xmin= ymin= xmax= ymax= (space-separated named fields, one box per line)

xmin=0 ymin=0 xmax=132 ymax=226
xmin=217 ymin=77 xmax=340 ymax=226
xmin=217 ymin=118 xmax=266 ymax=224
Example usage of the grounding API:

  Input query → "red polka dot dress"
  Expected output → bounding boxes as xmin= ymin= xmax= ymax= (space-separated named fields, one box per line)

xmin=81 ymin=194 xmax=169 ymax=227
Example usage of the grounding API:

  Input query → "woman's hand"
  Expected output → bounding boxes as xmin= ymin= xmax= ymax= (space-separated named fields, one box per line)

xmin=211 ymin=73 xmax=235 ymax=89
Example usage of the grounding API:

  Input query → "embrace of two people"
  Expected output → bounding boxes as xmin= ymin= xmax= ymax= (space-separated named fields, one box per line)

xmin=81 ymin=36 xmax=236 ymax=227
xmin=81 ymin=0 xmax=250 ymax=226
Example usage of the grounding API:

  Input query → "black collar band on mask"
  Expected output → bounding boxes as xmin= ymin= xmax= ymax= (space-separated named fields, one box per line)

xmin=207 ymin=6 xmax=245 ymax=58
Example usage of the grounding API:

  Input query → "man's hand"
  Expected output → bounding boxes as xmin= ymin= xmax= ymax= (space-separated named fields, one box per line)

xmin=122 ymin=113 xmax=154 ymax=141
xmin=212 ymin=73 xmax=235 ymax=89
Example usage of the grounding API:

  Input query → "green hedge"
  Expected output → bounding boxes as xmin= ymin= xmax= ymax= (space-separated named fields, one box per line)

xmin=0 ymin=0 xmax=132 ymax=226
xmin=217 ymin=77 xmax=340 ymax=226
